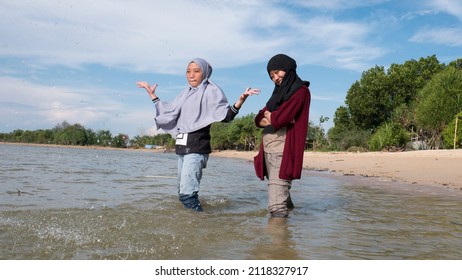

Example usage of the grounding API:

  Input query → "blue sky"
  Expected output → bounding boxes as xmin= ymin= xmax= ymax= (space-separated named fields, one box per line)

xmin=1 ymin=0 xmax=461 ymax=138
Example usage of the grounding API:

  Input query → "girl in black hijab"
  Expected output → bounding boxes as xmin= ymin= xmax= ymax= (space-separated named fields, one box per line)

xmin=254 ymin=54 xmax=311 ymax=218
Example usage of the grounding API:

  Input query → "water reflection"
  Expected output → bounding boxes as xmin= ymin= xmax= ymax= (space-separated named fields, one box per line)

xmin=248 ymin=217 xmax=300 ymax=260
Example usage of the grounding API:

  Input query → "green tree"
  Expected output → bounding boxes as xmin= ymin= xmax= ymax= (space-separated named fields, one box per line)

xmin=12 ymin=129 xmax=24 ymax=142
xmin=112 ymin=133 xmax=129 ymax=148
xmin=448 ymin=58 xmax=462 ymax=70
xmin=211 ymin=114 xmax=261 ymax=151
xmin=96 ymin=130 xmax=113 ymax=146
xmin=345 ymin=66 xmax=390 ymax=130
xmin=129 ymin=133 xmax=174 ymax=149
xmin=36 ymin=129 xmax=53 ymax=144
xmin=387 ymin=55 xmax=444 ymax=107
xmin=442 ymin=112 xmax=462 ymax=149
xmin=211 ymin=122 xmax=232 ymax=150
xmin=331 ymin=55 xmax=445 ymax=151
xmin=52 ymin=121 xmax=70 ymax=145
xmin=229 ymin=114 xmax=259 ymax=151
xmin=414 ymin=67 xmax=462 ymax=148
xmin=153 ymin=133 xmax=174 ymax=147
xmin=53 ymin=121 xmax=71 ymax=132
xmin=328 ymin=106 xmax=370 ymax=150
xmin=21 ymin=130 xmax=37 ymax=143
xmin=308 ymin=116 xmax=329 ymax=150
xmin=85 ymin=129 xmax=97 ymax=145
xmin=65 ymin=124 xmax=87 ymax=145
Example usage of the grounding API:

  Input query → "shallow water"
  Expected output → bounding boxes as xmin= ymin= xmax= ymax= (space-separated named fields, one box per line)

xmin=1 ymin=144 xmax=461 ymax=259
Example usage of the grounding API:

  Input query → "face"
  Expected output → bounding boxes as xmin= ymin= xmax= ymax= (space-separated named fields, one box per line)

xmin=269 ymin=70 xmax=286 ymax=86
xmin=186 ymin=62 xmax=204 ymax=88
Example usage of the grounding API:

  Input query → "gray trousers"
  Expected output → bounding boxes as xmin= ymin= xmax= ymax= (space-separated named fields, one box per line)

xmin=264 ymin=152 xmax=293 ymax=217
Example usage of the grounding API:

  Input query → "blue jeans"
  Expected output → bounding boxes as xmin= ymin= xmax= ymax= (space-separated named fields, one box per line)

xmin=177 ymin=153 xmax=209 ymax=211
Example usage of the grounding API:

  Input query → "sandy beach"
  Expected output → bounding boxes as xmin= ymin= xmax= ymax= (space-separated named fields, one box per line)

xmin=211 ymin=149 xmax=462 ymax=190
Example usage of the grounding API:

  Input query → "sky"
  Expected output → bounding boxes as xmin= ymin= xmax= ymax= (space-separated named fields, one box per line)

xmin=1 ymin=0 xmax=461 ymax=138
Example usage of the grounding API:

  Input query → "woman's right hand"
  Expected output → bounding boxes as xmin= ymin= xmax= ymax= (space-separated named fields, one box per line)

xmin=136 ymin=81 xmax=158 ymax=100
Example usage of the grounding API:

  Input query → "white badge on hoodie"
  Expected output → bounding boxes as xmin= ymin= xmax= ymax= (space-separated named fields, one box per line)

xmin=175 ymin=133 xmax=188 ymax=146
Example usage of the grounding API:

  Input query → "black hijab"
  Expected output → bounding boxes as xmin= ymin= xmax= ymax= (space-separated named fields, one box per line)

xmin=266 ymin=54 xmax=310 ymax=111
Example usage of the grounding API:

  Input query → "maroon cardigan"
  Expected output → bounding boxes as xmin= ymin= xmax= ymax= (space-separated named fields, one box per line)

xmin=254 ymin=85 xmax=311 ymax=180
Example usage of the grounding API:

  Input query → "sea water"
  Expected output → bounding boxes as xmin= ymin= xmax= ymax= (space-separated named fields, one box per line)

xmin=1 ymin=144 xmax=461 ymax=259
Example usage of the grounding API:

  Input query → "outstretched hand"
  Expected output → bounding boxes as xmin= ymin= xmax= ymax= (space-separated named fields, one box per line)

xmin=234 ymin=87 xmax=260 ymax=109
xmin=241 ymin=87 xmax=261 ymax=99
xmin=136 ymin=81 xmax=158 ymax=100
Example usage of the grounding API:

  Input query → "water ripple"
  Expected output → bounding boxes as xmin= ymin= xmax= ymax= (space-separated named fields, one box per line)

xmin=1 ymin=144 xmax=462 ymax=259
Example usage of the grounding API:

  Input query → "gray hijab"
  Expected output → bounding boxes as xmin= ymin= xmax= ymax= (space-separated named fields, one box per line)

xmin=153 ymin=58 xmax=230 ymax=136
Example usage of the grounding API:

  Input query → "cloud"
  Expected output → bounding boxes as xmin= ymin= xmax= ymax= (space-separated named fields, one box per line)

xmin=293 ymin=17 xmax=385 ymax=70
xmin=396 ymin=1 xmax=462 ymax=48
xmin=0 ymin=76 xmax=151 ymax=135
xmin=0 ymin=0 xmax=387 ymax=73
xmin=293 ymin=0 xmax=390 ymax=10
xmin=427 ymin=0 xmax=462 ymax=21
xmin=3 ymin=0 xmax=422 ymax=137
xmin=410 ymin=27 xmax=462 ymax=46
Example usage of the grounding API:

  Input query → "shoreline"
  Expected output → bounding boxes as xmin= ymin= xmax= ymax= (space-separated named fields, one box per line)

xmin=3 ymin=142 xmax=462 ymax=191
xmin=210 ymin=149 xmax=462 ymax=191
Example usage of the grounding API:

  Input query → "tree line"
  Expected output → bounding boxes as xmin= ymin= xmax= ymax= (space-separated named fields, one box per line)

xmin=0 ymin=121 xmax=131 ymax=148
xmin=0 ymin=120 xmax=179 ymax=149
xmin=328 ymin=55 xmax=462 ymax=151
xmin=2 ymin=55 xmax=461 ymax=151
xmin=0 ymin=117 xmax=327 ymax=151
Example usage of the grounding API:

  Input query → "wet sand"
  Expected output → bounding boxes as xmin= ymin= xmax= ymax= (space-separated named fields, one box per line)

xmin=211 ymin=149 xmax=462 ymax=190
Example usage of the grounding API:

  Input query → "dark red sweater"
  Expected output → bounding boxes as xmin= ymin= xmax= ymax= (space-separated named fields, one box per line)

xmin=254 ymin=85 xmax=311 ymax=180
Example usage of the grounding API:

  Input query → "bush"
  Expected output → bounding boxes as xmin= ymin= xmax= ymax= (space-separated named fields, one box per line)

xmin=415 ymin=67 xmax=462 ymax=132
xmin=369 ymin=122 xmax=409 ymax=151
xmin=442 ymin=112 xmax=462 ymax=149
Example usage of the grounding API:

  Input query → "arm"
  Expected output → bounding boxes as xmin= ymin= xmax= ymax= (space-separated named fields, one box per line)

xmin=259 ymin=111 xmax=272 ymax=127
xmin=233 ymin=87 xmax=260 ymax=109
xmin=223 ymin=87 xmax=260 ymax=122
xmin=255 ymin=106 xmax=270 ymax=128
xmin=270 ymin=86 xmax=309 ymax=130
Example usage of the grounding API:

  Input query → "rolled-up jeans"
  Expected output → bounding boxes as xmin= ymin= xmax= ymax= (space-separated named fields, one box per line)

xmin=177 ymin=153 xmax=208 ymax=210
xmin=264 ymin=152 xmax=292 ymax=217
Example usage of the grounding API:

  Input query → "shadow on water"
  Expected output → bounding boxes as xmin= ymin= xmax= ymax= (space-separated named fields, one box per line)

xmin=1 ymin=144 xmax=462 ymax=259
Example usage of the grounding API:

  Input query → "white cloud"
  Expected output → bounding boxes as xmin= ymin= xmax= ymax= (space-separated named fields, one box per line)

xmin=0 ymin=0 xmax=386 ymax=73
xmin=291 ymin=17 xmax=385 ymax=70
xmin=403 ymin=1 xmax=462 ymax=47
xmin=292 ymin=0 xmax=389 ymax=10
xmin=410 ymin=27 xmax=462 ymax=46
xmin=7 ymin=0 xmax=450 ymax=137
xmin=427 ymin=0 xmax=462 ymax=21
xmin=0 ymin=76 xmax=152 ymax=136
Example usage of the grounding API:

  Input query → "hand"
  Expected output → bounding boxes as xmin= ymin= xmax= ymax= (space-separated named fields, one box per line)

xmin=136 ymin=81 xmax=158 ymax=100
xmin=259 ymin=111 xmax=272 ymax=127
xmin=234 ymin=87 xmax=260 ymax=109
xmin=241 ymin=87 xmax=260 ymax=100
xmin=259 ymin=117 xmax=271 ymax=127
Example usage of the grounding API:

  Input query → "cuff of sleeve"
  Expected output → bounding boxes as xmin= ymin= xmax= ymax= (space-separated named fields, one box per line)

xmin=231 ymin=104 xmax=239 ymax=113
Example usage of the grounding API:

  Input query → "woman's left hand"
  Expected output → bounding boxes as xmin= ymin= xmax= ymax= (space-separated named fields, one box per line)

xmin=234 ymin=87 xmax=260 ymax=109
xmin=242 ymin=87 xmax=260 ymax=98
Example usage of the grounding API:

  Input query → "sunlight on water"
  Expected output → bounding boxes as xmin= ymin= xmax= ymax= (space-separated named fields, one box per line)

xmin=1 ymin=144 xmax=462 ymax=259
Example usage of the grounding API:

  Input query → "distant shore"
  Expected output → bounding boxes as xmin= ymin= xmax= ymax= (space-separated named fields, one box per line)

xmin=3 ymin=142 xmax=462 ymax=191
